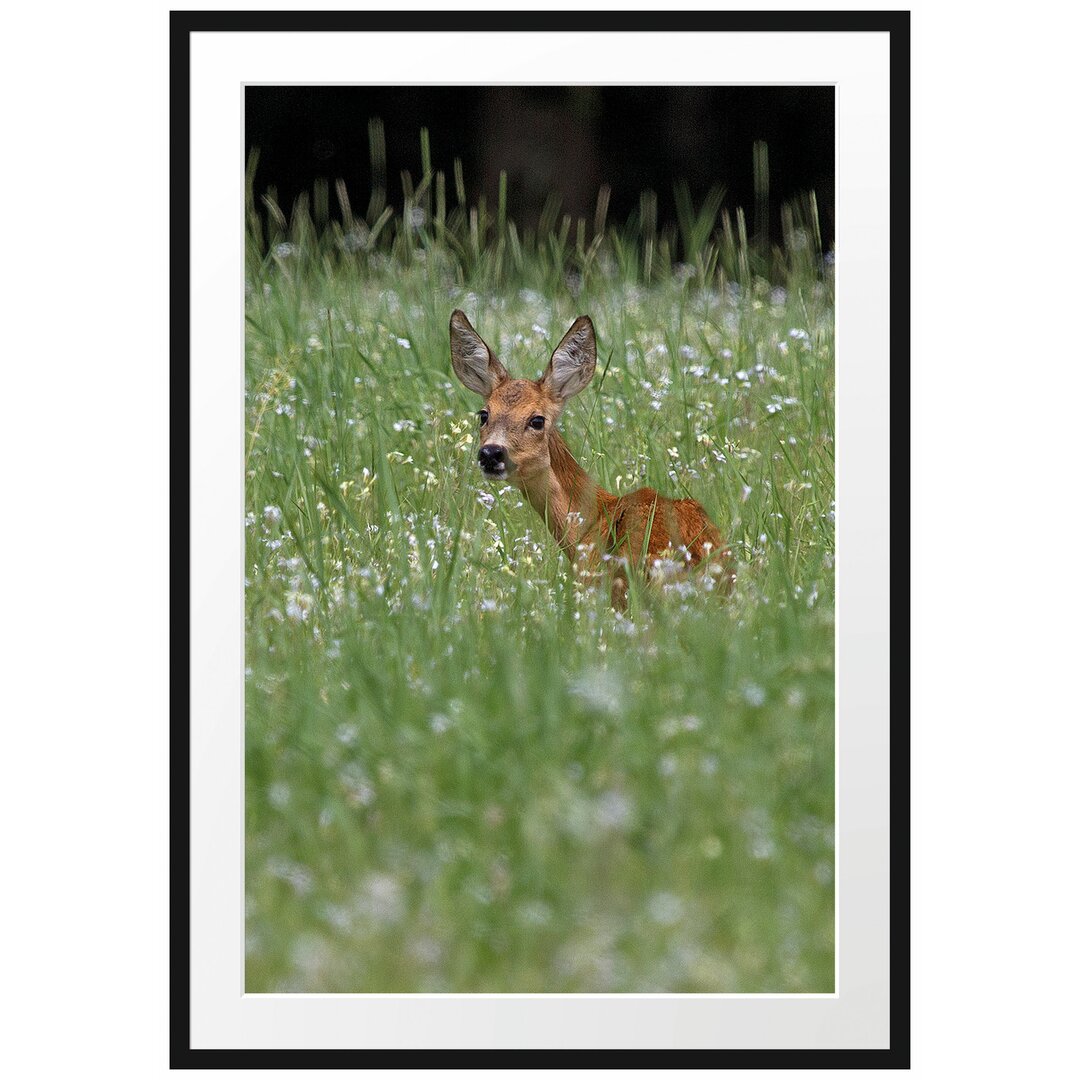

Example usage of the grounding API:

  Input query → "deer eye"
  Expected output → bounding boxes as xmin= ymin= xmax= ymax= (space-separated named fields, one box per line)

xmin=478 ymin=410 xmax=488 ymax=425
xmin=528 ymin=415 xmax=546 ymax=431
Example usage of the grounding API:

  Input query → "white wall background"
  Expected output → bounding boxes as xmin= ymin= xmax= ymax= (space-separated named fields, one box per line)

xmin=1 ymin=0 xmax=1076 ymax=1076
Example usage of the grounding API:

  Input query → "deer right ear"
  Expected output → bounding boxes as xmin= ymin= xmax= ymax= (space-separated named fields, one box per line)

xmin=449 ymin=310 xmax=508 ymax=396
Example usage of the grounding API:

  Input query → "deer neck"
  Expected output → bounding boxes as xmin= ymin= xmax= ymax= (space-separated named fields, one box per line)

xmin=518 ymin=429 xmax=614 ymax=558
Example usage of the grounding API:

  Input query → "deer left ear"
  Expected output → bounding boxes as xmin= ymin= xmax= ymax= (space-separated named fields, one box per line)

xmin=542 ymin=316 xmax=596 ymax=402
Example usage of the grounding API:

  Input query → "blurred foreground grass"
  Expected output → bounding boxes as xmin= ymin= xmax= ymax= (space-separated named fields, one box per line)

xmin=245 ymin=136 xmax=835 ymax=992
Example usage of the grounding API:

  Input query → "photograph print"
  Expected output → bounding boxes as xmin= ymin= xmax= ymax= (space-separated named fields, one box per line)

xmin=243 ymin=84 xmax=836 ymax=994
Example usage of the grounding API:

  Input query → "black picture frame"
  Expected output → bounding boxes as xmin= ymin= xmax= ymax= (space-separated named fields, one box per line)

xmin=171 ymin=8 xmax=910 ymax=1068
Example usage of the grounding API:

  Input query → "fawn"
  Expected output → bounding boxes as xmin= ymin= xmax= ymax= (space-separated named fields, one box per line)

xmin=449 ymin=310 xmax=734 ymax=609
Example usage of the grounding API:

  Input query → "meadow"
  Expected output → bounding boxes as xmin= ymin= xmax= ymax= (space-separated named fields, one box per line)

xmin=244 ymin=139 xmax=835 ymax=993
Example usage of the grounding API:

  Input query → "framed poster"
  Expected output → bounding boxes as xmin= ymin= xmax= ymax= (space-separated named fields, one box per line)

xmin=173 ymin=7 xmax=909 ymax=1067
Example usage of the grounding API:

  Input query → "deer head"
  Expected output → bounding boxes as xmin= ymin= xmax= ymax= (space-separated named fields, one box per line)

xmin=449 ymin=310 xmax=597 ymax=483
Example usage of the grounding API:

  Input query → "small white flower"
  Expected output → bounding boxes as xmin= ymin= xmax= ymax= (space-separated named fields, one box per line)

xmin=517 ymin=899 xmax=552 ymax=926
xmin=571 ymin=669 xmax=622 ymax=715
xmin=594 ymin=790 xmax=634 ymax=831
xmin=357 ymin=873 xmax=404 ymax=924
xmin=647 ymin=892 xmax=684 ymax=926
xmin=743 ymin=683 xmax=766 ymax=707
xmin=285 ymin=592 xmax=314 ymax=623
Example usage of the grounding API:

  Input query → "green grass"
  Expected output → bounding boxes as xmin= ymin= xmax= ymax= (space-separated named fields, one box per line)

xmin=244 ymin=152 xmax=835 ymax=993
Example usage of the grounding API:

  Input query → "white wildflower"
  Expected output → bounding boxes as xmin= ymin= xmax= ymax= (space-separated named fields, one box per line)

xmin=647 ymin=892 xmax=684 ymax=926
xmin=743 ymin=683 xmax=766 ymax=707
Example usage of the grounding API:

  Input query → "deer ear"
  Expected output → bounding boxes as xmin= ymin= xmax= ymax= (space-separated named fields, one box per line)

xmin=542 ymin=316 xmax=597 ymax=402
xmin=449 ymin=310 xmax=508 ymax=396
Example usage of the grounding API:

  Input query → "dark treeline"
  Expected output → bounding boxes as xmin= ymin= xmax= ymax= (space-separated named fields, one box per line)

xmin=247 ymin=86 xmax=834 ymax=249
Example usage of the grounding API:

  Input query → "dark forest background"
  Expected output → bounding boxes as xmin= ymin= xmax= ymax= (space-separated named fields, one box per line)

xmin=246 ymin=87 xmax=834 ymax=249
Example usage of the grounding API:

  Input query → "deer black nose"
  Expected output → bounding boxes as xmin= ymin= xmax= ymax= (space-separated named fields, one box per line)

xmin=478 ymin=444 xmax=508 ymax=472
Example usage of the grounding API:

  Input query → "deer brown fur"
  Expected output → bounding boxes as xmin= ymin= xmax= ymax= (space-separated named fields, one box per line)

xmin=449 ymin=309 xmax=734 ymax=608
